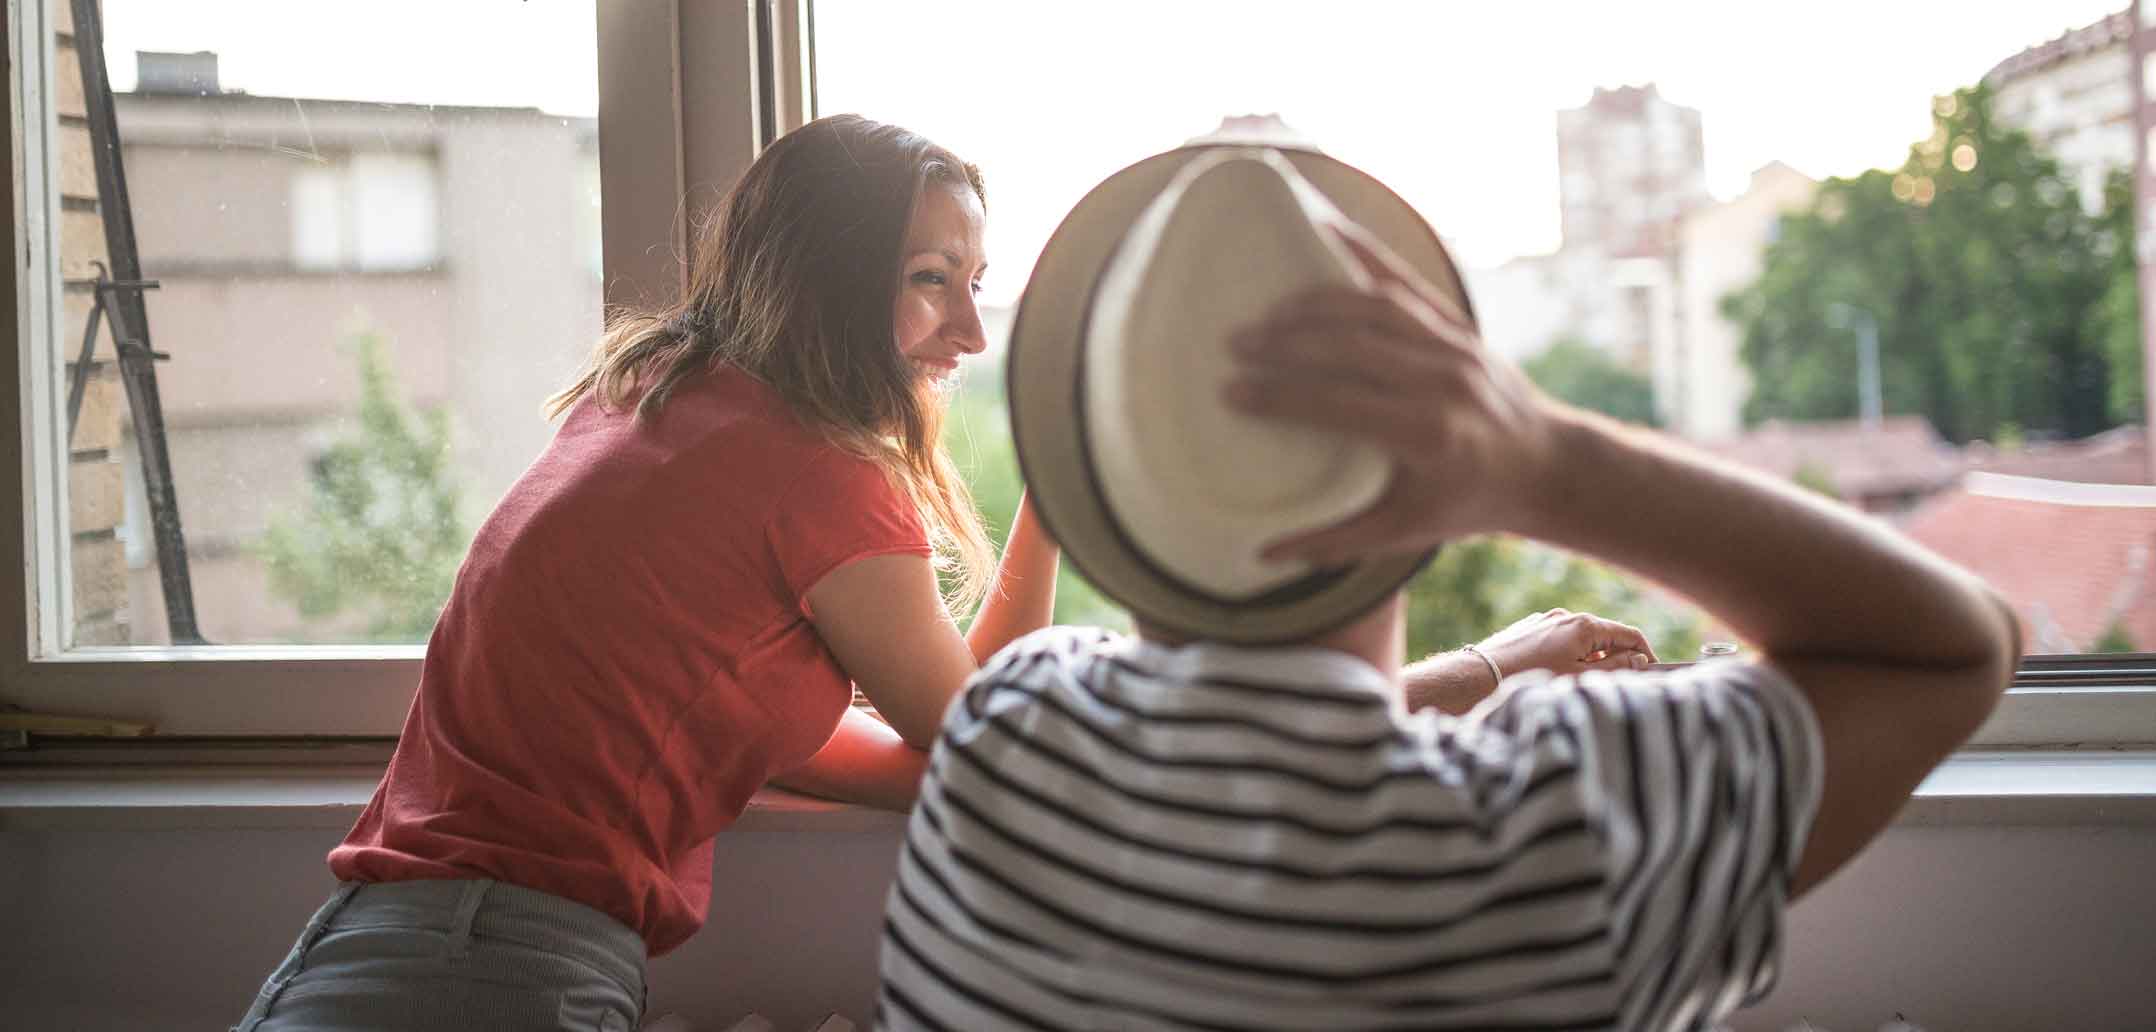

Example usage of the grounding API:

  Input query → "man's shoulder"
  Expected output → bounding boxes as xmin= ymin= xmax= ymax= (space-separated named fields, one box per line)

xmin=976 ymin=625 xmax=1125 ymax=682
xmin=937 ymin=627 xmax=1121 ymax=741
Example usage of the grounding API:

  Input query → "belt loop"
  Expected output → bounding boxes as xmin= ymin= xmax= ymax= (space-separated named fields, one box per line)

xmin=443 ymin=879 xmax=494 ymax=960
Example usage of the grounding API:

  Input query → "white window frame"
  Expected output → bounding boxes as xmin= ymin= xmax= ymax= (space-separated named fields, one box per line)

xmin=4 ymin=0 xmax=2150 ymax=751
xmin=3 ymin=0 xmax=813 ymax=737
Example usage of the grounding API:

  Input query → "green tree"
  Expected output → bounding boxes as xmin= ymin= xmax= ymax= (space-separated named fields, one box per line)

xmin=1725 ymin=83 xmax=2128 ymax=444
xmin=1401 ymin=536 xmax=1705 ymax=662
xmin=1522 ymin=337 xmax=1659 ymax=426
xmin=947 ymin=361 xmax=1705 ymax=657
xmin=2095 ymin=620 xmax=2138 ymax=654
xmin=261 ymin=333 xmax=467 ymax=642
xmin=2096 ymin=169 xmax=2144 ymax=425
xmin=942 ymin=371 xmax=1128 ymax=630
xmin=1791 ymin=461 xmax=1841 ymax=500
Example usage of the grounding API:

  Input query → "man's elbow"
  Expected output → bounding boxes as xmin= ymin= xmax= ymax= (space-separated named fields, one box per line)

xmin=1942 ymin=590 xmax=2022 ymax=743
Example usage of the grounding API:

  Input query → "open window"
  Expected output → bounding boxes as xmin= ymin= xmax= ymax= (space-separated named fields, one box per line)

xmin=4 ymin=1 xmax=811 ymax=737
xmin=8 ymin=1 xmax=2151 ymax=751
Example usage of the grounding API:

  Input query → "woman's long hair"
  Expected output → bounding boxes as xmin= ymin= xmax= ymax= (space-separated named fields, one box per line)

xmin=546 ymin=114 xmax=995 ymax=615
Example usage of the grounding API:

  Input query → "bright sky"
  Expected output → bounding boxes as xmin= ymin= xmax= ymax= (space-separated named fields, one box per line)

xmin=103 ymin=1 xmax=2126 ymax=302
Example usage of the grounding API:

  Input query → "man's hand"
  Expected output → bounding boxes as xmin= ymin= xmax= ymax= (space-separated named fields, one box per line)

xmin=1225 ymin=225 xmax=1562 ymax=564
xmin=1476 ymin=607 xmax=1656 ymax=678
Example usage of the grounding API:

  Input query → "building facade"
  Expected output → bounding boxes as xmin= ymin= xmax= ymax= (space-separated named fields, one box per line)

xmin=1469 ymin=84 xmax=1710 ymax=382
xmin=1555 ymin=83 xmax=1710 ymax=260
xmin=1666 ymin=162 xmax=1818 ymax=440
xmin=1986 ymin=10 xmax=2135 ymax=213
xmin=104 ymin=53 xmax=601 ymax=643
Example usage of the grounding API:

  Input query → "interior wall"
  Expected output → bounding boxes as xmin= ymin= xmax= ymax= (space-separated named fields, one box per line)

xmin=3 ymin=820 xmax=2152 ymax=1031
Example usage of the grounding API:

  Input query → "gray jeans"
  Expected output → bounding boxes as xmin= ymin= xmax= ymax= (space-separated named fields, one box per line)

xmin=233 ymin=879 xmax=647 ymax=1031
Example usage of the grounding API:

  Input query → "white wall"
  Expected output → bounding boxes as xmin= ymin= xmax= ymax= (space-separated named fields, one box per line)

xmin=5 ymin=814 xmax=2154 ymax=1031
xmin=1467 ymin=248 xmax=1668 ymax=372
xmin=1672 ymin=163 xmax=1817 ymax=441
xmin=0 ymin=816 xmax=905 ymax=1031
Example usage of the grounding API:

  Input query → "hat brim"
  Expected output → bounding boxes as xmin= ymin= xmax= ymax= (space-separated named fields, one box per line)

xmin=1008 ymin=144 xmax=1476 ymax=644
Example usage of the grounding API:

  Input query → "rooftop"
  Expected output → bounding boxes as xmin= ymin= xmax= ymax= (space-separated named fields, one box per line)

xmin=1905 ymin=473 xmax=2156 ymax=653
xmin=1704 ymin=416 xmax=1965 ymax=503
xmin=1984 ymin=10 xmax=2133 ymax=86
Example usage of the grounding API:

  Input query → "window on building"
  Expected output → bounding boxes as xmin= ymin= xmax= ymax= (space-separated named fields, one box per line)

xmin=3 ymin=0 xmax=689 ymax=735
xmin=34 ymin=1 xmax=601 ymax=655
xmin=291 ymin=152 xmax=441 ymax=272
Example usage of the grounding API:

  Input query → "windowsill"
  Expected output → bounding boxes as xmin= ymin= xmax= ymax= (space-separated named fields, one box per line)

xmin=0 ymin=766 xmax=907 ymax=834
xmin=139 ymin=260 xmax=451 ymax=280
xmin=2 ymin=752 xmax=2151 ymax=833
xmin=1896 ymin=750 xmax=2156 ymax=826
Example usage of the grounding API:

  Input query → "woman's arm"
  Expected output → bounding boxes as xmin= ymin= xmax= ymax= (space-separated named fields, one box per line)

xmin=769 ymin=706 xmax=931 ymax=811
xmin=805 ymin=552 xmax=977 ymax=750
xmin=963 ymin=492 xmax=1060 ymax=665
xmin=802 ymin=495 xmax=1059 ymax=730
xmin=1403 ymin=608 xmax=1655 ymax=714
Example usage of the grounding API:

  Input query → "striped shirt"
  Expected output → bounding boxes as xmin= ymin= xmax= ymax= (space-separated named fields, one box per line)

xmin=877 ymin=627 xmax=1823 ymax=1031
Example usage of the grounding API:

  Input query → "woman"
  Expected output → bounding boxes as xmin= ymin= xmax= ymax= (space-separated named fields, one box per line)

xmin=232 ymin=114 xmax=1059 ymax=1031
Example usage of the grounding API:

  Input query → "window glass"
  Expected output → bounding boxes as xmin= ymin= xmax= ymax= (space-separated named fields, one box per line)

xmin=819 ymin=0 xmax=2142 ymax=659
xmin=42 ymin=0 xmax=600 ymax=646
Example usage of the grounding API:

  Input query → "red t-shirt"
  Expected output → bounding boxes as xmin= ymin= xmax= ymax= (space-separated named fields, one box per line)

xmin=328 ymin=366 xmax=929 ymax=955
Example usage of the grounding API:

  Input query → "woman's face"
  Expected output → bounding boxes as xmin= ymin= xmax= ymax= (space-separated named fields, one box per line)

xmin=894 ymin=182 xmax=989 ymax=385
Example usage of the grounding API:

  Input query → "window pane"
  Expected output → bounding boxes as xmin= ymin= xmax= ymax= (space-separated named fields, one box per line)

xmin=818 ymin=0 xmax=2141 ymax=658
xmin=45 ymin=0 xmax=600 ymax=646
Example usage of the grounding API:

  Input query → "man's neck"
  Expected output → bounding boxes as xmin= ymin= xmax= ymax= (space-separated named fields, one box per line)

xmin=1132 ymin=595 xmax=1406 ymax=684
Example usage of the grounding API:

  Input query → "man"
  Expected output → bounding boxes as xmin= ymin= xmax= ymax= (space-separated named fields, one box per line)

xmin=876 ymin=143 xmax=2016 ymax=1030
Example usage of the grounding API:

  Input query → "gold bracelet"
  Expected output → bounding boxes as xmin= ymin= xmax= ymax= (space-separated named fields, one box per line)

xmin=1461 ymin=644 xmax=1503 ymax=688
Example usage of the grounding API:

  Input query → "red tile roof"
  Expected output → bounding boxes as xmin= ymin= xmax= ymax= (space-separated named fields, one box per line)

xmin=1704 ymin=417 xmax=1965 ymax=506
xmin=1903 ymin=473 xmax=2156 ymax=653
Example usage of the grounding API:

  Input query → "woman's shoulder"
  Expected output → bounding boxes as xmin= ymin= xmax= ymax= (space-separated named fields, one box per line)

xmin=664 ymin=368 xmax=905 ymax=505
xmin=639 ymin=366 xmax=842 ymax=459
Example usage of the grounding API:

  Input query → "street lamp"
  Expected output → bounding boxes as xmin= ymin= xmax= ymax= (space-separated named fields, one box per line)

xmin=1825 ymin=302 xmax=1883 ymax=430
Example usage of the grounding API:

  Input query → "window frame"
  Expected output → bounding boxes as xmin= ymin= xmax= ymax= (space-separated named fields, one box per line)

xmin=3 ymin=0 xmax=812 ymax=737
xmin=4 ymin=0 xmax=2152 ymax=750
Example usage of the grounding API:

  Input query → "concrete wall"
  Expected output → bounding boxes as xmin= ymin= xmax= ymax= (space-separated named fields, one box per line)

xmin=0 ymin=815 xmax=906 ymax=1032
xmin=4 ymin=815 xmax=2153 ymax=1031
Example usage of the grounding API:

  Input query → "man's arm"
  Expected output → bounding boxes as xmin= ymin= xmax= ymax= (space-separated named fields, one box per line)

xmin=1517 ymin=413 xmax=2018 ymax=895
xmin=1230 ymin=226 xmax=2017 ymax=899
xmin=1400 ymin=652 xmax=1494 ymax=715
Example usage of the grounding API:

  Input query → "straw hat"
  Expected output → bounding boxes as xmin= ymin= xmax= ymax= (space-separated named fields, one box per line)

xmin=1008 ymin=131 xmax=1476 ymax=643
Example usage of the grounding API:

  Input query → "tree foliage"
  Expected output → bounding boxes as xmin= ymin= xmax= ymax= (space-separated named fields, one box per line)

xmin=261 ymin=333 xmax=467 ymax=642
xmin=1725 ymin=83 xmax=2134 ymax=444
xmin=948 ymin=363 xmax=1706 ymax=656
xmin=942 ymin=375 xmax=1129 ymax=630
xmin=2097 ymin=170 xmax=2144 ymax=426
xmin=1522 ymin=338 xmax=1659 ymax=426
xmin=1402 ymin=536 xmax=1705 ymax=662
